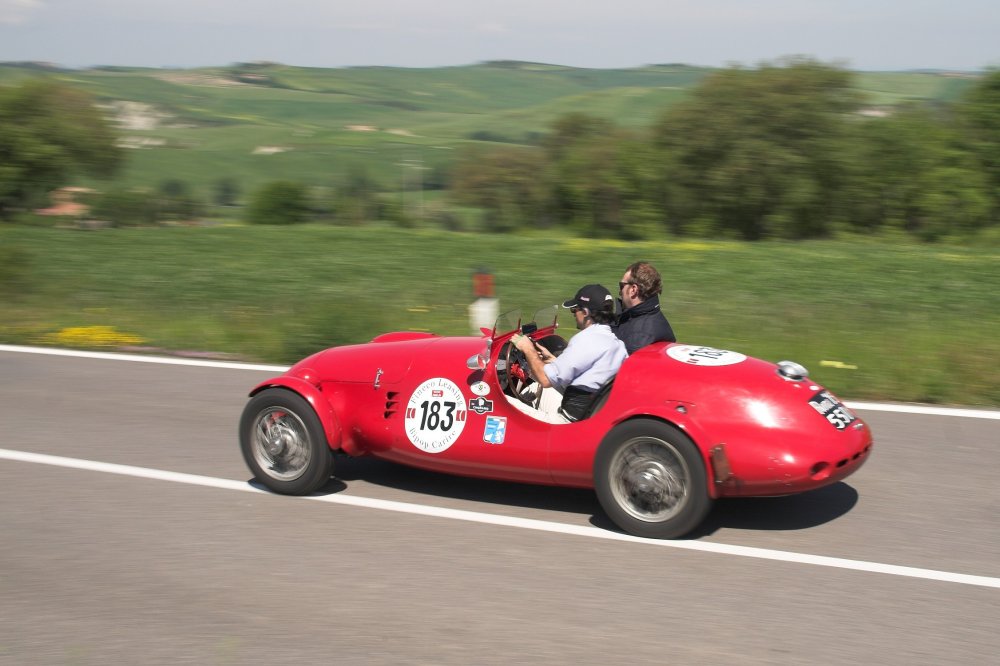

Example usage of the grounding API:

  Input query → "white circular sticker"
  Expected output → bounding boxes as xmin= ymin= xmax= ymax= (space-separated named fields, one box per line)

xmin=404 ymin=378 xmax=467 ymax=453
xmin=470 ymin=381 xmax=491 ymax=396
xmin=667 ymin=345 xmax=747 ymax=367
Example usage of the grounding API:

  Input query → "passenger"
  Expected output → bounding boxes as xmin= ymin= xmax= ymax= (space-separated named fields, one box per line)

xmin=513 ymin=284 xmax=628 ymax=421
xmin=613 ymin=261 xmax=676 ymax=354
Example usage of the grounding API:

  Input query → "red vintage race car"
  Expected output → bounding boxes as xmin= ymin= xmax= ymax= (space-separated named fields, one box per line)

xmin=239 ymin=307 xmax=872 ymax=539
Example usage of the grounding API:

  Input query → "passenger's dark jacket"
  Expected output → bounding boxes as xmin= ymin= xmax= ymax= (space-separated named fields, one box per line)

xmin=613 ymin=295 xmax=676 ymax=354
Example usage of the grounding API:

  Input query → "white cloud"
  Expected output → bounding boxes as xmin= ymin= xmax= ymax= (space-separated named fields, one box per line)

xmin=0 ymin=0 xmax=43 ymax=25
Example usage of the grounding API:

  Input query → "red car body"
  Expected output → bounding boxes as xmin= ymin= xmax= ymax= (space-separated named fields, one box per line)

xmin=240 ymin=311 xmax=872 ymax=538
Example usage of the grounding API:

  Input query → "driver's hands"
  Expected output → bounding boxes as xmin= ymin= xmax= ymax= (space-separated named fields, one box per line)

xmin=512 ymin=333 xmax=534 ymax=354
xmin=513 ymin=334 xmax=551 ymax=362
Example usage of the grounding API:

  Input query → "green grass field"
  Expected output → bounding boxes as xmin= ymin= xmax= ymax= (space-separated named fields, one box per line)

xmin=2 ymin=224 xmax=998 ymax=407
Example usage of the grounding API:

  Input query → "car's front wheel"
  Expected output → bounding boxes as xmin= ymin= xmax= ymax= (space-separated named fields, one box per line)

xmin=594 ymin=419 xmax=711 ymax=539
xmin=239 ymin=388 xmax=333 ymax=495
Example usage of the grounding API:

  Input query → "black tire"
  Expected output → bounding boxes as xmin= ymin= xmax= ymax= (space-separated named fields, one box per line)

xmin=239 ymin=388 xmax=334 ymax=495
xmin=594 ymin=419 xmax=712 ymax=538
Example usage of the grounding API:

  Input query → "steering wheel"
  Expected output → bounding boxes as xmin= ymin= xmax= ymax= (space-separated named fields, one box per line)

xmin=503 ymin=339 xmax=542 ymax=408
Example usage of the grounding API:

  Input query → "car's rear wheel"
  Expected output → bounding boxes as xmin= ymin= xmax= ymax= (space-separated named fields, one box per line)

xmin=594 ymin=419 xmax=711 ymax=539
xmin=239 ymin=388 xmax=333 ymax=495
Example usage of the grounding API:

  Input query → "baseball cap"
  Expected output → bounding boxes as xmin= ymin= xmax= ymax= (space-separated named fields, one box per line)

xmin=562 ymin=284 xmax=614 ymax=312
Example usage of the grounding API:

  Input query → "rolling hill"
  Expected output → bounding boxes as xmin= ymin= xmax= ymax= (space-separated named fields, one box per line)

xmin=0 ymin=60 xmax=981 ymax=199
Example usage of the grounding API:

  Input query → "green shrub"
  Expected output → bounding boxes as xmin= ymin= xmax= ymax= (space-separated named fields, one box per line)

xmin=246 ymin=181 xmax=311 ymax=225
xmin=90 ymin=189 xmax=159 ymax=227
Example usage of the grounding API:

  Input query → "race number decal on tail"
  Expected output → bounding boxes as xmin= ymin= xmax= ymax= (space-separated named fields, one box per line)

xmin=405 ymin=378 xmax=467 ymax=453
xmin=808 ymin=390 xmax=857 ymax=430
xmin=667 ymin=345 xmax=747 ymax=367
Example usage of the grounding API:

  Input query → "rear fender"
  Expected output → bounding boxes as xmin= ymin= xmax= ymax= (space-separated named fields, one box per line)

xmin=249 ymin=377 xmax=342 ymax=451
xmin=613 ymin=403 xmax=724 ymax=500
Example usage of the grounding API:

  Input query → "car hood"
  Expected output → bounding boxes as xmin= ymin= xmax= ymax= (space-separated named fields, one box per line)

xmin=288 ymin=334 xmax=483 ymax=385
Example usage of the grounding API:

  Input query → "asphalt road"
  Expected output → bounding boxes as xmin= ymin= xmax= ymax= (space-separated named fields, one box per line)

xmin=1 ymin=348 xmax=998 ymax=665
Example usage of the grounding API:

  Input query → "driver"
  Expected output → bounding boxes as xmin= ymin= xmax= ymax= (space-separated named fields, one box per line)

xmin=513 ymin=284 xmax=628 ymax=421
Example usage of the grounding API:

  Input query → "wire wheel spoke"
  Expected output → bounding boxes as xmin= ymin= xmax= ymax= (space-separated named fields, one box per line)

xmin=611 ymin=438 xmax=690 ymax=522
xmin=251 ymin=408 xmax=311 ymax=481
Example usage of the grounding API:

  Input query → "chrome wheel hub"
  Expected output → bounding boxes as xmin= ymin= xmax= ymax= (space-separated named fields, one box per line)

xmin=610 ymin=438 xmax=690 ymax=522
xmin=252 ymin=407 xmax=311 ymax=481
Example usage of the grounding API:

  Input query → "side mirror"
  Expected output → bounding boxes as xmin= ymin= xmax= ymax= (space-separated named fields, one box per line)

xmin=467 ymin=338 xmax=492 ymax=371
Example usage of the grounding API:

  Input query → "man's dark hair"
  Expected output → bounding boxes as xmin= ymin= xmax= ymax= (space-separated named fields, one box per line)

xmin=625 ymin=261 xmax=663 ymax=301
xmin=588 ymin=302 xmax=617 ymax=326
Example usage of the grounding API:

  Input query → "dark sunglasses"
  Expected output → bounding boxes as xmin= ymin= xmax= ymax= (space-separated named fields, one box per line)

xmin=619 ymin=281 xmax=635 ymax=292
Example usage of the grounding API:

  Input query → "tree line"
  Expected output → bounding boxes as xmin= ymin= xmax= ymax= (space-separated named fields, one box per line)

xmin=452 ymin=59 xmax=1000 ymax=241
xmin=3 ymin=59 xmax=1000 ymax=241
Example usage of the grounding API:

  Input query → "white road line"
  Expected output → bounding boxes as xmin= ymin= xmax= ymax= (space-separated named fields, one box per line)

xmin=3 ymin=344 xmax=999 ymax=420
xmin=0 ymin=344 xmax=286 ymax=372
xmin=2 ymin=447 xmax=998 ymax=590
xmin=843 ymin=401 xmax=1000 ymax=420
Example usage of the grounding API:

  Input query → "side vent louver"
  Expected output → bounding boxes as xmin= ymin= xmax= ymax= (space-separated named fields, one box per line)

xmin=384 ymin=391 xmax=400 ymax=419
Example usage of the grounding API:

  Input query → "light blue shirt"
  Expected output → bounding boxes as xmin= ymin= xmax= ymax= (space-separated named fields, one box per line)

xmin=544 ymin=324 xmax=628 ymax=391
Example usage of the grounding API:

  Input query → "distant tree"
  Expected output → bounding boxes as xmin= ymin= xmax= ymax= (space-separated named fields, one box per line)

xmin=467 ymin=130 xmax=515 ymax=143
xmin=850 ymin=105 xmax=992 ymax=238
xmin=424 ymin=163 xmax=450 ymax=191
xmin=957 ymin=68 xmax=1000 ymax=222
xmin=157 ymin=179 xmax=204 ymax=221
xmin=538 ymin=113 xmax=617 ymax=230
xmin=246 ymin=181 xmax=311 ymax=225
xmin=90 ymin=188 xmax=158 ymax=227
xmin=0 ymin=79 xmax=122 ymax=220
xmin=450 ymin=145 xmax=547 ymax=232
xmin=214 ymin=178 xmax=240 ymax=207
xmin=651 ymin=58 xmax=862 ymax=239
xmin=160 ymin=179 xmax=188 ymax=200
xmin=545 ymin=125 xmax=660 ymax=238
xmin=335 ymin=167 xmax=380 ymax=224
xmin=543 ymin=113 xmax=614 ymax=161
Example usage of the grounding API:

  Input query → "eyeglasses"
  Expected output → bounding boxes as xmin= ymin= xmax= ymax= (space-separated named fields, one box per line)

xmin=570 ymin=306 xmax=581 ymax=314
xmin=619 ymin=281 xmax=635 ymax=292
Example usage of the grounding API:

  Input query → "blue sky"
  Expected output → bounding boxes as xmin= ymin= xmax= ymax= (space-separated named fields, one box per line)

xmin=1 ymin=0 xmax=997 ymax=71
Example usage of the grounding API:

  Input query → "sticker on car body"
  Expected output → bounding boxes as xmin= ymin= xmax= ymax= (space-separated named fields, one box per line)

xmin=470 ymin=381 xmax=491 ymax=396
xmin=667 ymin=345 xmax=747 ymax=366
xmin=808 ymin=390 xmax=857 ymax=430
xmin=405 ymin=378 xmax=468 ymax=453
xmin=483 ymin=416 xmax=507 ymax=444
xmin=468 ymin=396 xmax=494 ymax=415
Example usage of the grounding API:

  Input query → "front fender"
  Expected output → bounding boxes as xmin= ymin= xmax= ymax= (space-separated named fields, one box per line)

xmin=249 ymin=377 xmax=342 ymax=451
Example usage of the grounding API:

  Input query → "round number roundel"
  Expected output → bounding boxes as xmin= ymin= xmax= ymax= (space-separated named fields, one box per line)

xmin=667 ymin=345 xmax=747 ymax=367
xmin=404 ymin=378 xmax=467 ymax=453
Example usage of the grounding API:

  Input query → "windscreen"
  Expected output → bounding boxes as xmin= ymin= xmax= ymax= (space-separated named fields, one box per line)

xmin=492 ymin=309 xmax=522 ymax=339
xmin=532 ymin=305 xmax=560 ymax=330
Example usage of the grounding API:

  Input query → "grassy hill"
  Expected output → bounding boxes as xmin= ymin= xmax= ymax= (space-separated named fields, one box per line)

xmin=1 ymin=61 xmax=981 ymax=199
